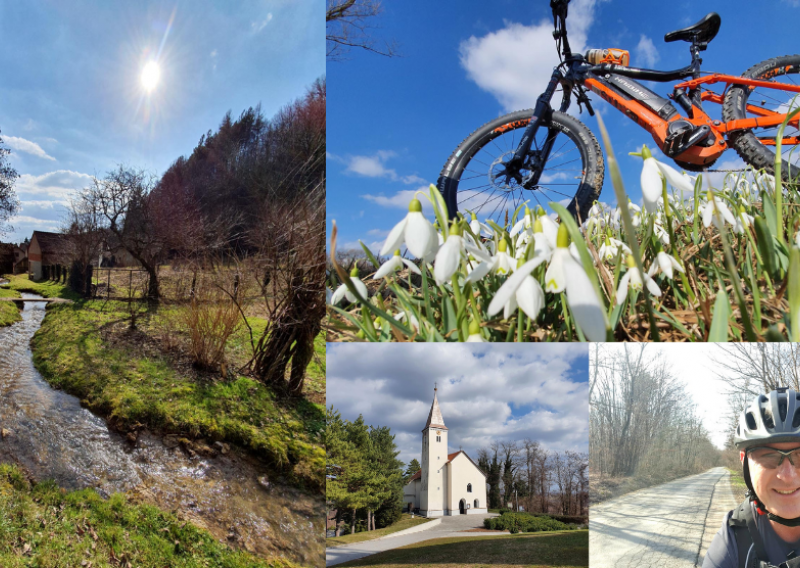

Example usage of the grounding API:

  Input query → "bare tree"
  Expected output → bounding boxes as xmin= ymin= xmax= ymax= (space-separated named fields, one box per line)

xmin=84 ymin=167 xmax=167 ymax=303
xmin=326 ymin=0 xmax=398 ymax=60
xmin=0 ymin=131 xmax=19 ymax=237
xmin=63 ymin=194 xmax=104 ymax=297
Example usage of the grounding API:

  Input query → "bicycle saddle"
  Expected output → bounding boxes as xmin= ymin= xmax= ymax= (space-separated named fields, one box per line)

xmin=664 ymin=12 xmax=721 ymax=44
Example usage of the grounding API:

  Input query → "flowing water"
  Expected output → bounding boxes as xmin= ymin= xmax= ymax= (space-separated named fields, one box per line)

xmin=0 ymin=292 xmax=324 ymax=566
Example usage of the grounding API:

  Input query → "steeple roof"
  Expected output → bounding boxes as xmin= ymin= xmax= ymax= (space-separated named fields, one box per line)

xmin=423 ymin=387 xmax=448 ymax=431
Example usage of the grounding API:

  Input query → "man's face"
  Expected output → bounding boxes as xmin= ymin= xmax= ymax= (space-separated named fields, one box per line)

xmin=748 ymin=442 xmax=800 ymax=518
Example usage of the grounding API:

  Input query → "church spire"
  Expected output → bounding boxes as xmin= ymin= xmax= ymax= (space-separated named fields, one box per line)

xmin=424 ymin=384 xmax=447 ymax=430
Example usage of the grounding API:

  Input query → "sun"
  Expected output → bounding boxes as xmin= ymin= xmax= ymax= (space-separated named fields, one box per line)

xmin=141 ymin=61 xmax=160 ymax=92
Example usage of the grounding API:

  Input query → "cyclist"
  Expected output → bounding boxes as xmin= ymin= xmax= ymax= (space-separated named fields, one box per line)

xmin=704 ymin=388 xmax=800 ymax=568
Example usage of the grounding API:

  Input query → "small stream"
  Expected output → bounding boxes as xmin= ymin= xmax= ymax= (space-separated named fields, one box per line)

xmin=0 ymin=292 xmax=324 ymax=566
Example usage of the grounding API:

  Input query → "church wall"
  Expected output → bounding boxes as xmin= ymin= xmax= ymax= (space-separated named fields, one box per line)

xmin=446 ymin=453 xmax=488 ymax=515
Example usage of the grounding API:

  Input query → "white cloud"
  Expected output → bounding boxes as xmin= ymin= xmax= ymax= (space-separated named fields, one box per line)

xmin=20 ymin=200 xmax=69 ymax=209
xmin=327 ymin=344 xmax=589 ymax=465
xmin=361 ymin=187 xmax=428 ymax=210
xmin=251 ymin=13 xmax=273 ymax=33
xmin=15 ymin=170 xmax=93 ymax=199
xmin=366 ymin=228 xmax=390 ymax=237
xmin=344 ymin=151 xmax=427 ymax=185
xmin=635 ymin=35 xmax=659 ymax=68
xmin=459 ymin=0 xmax=600 ymax=111
xmin=4 ymin=135 xmax=56 ymax=161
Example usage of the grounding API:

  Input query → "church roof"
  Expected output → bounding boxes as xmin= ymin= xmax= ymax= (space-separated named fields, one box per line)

xmin=422 ymin=388 xmax=448 ymax=431
xmin=408 ymin=469 xmax=422 ymax=482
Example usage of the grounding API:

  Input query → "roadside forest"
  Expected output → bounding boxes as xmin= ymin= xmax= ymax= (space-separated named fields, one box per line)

xmin=590 ymin=344 xmax=721 ymax=502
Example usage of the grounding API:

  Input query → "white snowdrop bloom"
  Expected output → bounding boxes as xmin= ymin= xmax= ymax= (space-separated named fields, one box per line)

xmin=510 ymin=208 xmax=533 ymax=237
xmin=615 ymin=202 xmax=642 ymax=228
xmin=373 ymin=250 xmax=421 ymax=279
xmin=538 ymin=213 xmax=559 ymax=249
xmin=640 ymin=155 xmax=664 ymax=213
xmin=647 ymin=251 xmax=684 ymax=280
xmin=465 ymin=239 xmax=516 ymax=282
xmin=380 ymin=197 xmax=439 ymax=260
xmin=469 ymin=212 xmax=482 ymax=236
xmin=732 ymin=206 xmax=754 ymax=234
xmin=569 ymin=242 xmax=583 ymax=263
xmin=487 ymin=256 xmax=547 ymax=322
xmin=617 ymin=255 xmax=662 ymax=305
xmin=542 ymin=225 xmax=608 ymax=340
xmin=395 ymin=310 xmax=420 ymax=333
xmin=700 ymin=195 xmax=736 ymax=229
xmin=598 ymin=237 xmax=630 ymax=262
xmin=331 ymin=268 xmax=370 ymax=305
xmin=434 ymin=224 xmax=466 ymax=285
xmin=465 ymin=319 xmax=485 ymax=342
xmin=653 ymin=222 xmax=670 ymax=246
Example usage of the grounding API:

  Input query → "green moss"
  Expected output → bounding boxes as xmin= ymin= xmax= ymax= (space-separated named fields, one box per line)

xmin=30 ymin=300 xmax=324 ymax=491
xmin=0 ymin=464 xmax=301 ymax=568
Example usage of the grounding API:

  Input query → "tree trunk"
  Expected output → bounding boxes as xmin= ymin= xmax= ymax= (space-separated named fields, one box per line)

xmin=351 ymin=509 xmax=357 ymax=535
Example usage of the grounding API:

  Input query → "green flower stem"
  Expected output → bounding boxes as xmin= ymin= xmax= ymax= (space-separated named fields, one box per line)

xmin=560 ymin=293 xmax=573 ymax=342
xmin=517 ymin=312 xmax=524 ymax=343
xmin=595 ymin=113 xmax=660 ymax=341
xmin=714 ymin=201 xmax=758 ymax=341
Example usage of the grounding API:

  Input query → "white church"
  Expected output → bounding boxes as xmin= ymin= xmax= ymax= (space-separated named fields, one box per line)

xmin=403 ymin=386 xmax=488 ymax=516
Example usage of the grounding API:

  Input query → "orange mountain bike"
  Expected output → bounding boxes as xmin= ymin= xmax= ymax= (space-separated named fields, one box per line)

xmin=437 ymin=0 xmax=800 ymax=221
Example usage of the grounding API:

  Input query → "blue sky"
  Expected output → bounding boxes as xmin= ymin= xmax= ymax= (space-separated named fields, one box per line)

xmin=328 ymin=0 xmax=800 ymax=253
xmin=327 ymin=343 xmax=588 ymax=466
xmin=0 ymin=1 xmax=323 ymax=244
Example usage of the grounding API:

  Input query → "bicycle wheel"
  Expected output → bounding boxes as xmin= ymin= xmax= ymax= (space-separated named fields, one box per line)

xmin=437 ymin=109 xmax=604 ymax=223
xmin=722 ymin=54 xmax=800 ymax=180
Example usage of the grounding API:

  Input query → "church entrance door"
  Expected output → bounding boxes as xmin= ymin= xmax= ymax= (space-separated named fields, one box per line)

xmin=459 ymin=499 xmax=466 ymax=514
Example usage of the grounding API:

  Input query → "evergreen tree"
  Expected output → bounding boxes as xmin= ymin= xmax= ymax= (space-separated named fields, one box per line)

xmin=404 ymin=458 xmax=421 ymax=481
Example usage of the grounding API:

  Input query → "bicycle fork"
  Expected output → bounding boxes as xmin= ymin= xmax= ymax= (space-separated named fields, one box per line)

xmin=508 ymin=68 xmax=565 ymax=188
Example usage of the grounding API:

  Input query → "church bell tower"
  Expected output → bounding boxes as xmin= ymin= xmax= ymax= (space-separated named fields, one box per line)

xmin=420 ymin=384 xmax=448 ymax=516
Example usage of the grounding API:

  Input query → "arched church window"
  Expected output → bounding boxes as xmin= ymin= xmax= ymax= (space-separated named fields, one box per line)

xmin=467 ymin=483 xmax=472 ymax=493
xmin=474 ymin=499 xmax=479 ymax=508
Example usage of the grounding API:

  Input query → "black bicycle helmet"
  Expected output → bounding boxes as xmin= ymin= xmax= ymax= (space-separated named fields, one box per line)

xmin=734 ymin=388 xmax=800 ymax=450
xmin=735 ymin=388 xmax=800 ymax=527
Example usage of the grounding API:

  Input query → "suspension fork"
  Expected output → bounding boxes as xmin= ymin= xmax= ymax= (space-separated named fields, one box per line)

xmin=509 ymin=68 xmax=565 ymax=186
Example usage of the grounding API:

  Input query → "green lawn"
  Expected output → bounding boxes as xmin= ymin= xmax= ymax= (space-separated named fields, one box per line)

xmin=327 ymin=515 xmax=433 ymax=547
xmin=0 ymin=286 xmax=21 ymax=327
xmin=0 ymin=463 xmax=300 ymax=568
xmin=335 ymin=530 xmax=588 ymax=568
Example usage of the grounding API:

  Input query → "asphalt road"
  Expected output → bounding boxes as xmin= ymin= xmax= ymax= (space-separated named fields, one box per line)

xmin=326 ymin=513 xmax=504 ymax=566
xmin=590 ymin=467 xmax=738 ymax=568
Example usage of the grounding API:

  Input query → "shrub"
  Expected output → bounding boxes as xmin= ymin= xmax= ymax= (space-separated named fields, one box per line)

xmin=485 ymin=512 xmax=576 ymax=533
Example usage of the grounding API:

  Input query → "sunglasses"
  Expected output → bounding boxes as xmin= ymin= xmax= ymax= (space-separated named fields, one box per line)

xmin=748 ymin=446 xmax=800 ymax=469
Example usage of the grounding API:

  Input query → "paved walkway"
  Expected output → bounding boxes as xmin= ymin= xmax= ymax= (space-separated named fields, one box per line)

xmin=326 ymin=513 xmax=504 ymax=566
xmin=590 ymin=467 xmax=738 ymax=568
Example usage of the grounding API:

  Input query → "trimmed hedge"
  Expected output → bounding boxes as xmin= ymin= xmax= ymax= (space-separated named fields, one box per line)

xmin=485 ymin=512 xmax=578 ymax=534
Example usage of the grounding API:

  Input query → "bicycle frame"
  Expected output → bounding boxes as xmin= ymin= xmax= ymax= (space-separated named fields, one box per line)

xmin=507 ymin=0 xmax=800 ymax=180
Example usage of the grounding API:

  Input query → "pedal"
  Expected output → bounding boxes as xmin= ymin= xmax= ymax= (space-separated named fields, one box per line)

xmin=663 ymin=120 xmax=712 ymax=158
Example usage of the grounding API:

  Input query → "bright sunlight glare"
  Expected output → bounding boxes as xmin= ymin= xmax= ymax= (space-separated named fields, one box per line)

xmin=141 ymin=61 xmax=160 ymax=92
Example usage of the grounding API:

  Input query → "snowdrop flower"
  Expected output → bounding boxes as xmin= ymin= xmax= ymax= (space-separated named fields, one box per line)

xmin=380 ymin=197 xmax=439 ymax=260
xmin=617 ymin=255 xmax=662 ymax=305
xmin=465 ymin=238 xmax=515 ymax=282
xmin=614 ymin=202 xmax=642 ymax=228
xmin=637 ymin=145 xmax=694 ymax=212
xmin=543 ymin=224 xmax=608 ymax=341
xmin=537 ymin=210 xmax=559 ymax=249
xmin=700 ymin=194 xmax=736 ymax=229
xmin=647 ymin=250 xmax=684 ymax=280
xmin=331 ymin=267 xmax=370 ymax=305
xmin=598 ymin=236 xmax=630 ymax=262
xmin=569 ymin=242 xmax=582 ymax=263
xmin=510 ymin=206 xmax=533 ymax=237
xmin=373 ymin=250 xmax=421 ymax=279
xmin=469 ymin=212 xmax=481 ymax=236
xmin=653 ymin=221 xmax=670 ymax=246
xmin=465 ymin=319 xmax=485 ymax=342
xmin=487 ymin=256 xmax=547 ymax=321
xmin=395 ymin=310 xmax=420 ymax=333
xmin=732 ymin=205 xmax=754 ymax=234
xmin=434 ymin=223 xmax=465 ymax=285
